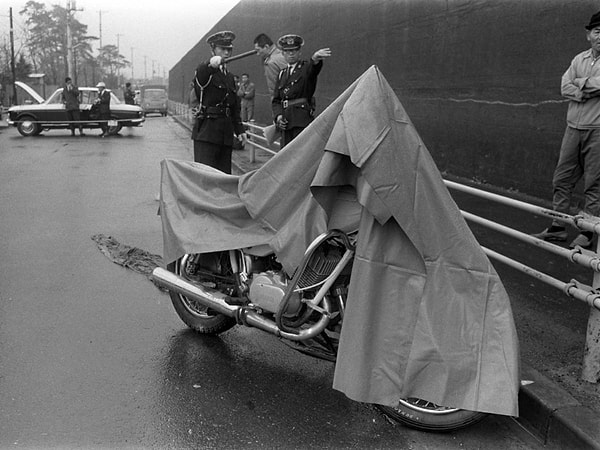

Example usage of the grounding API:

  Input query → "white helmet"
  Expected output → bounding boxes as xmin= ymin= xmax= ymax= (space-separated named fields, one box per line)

xmin=96 ymin=82 xmax=106 ymax=88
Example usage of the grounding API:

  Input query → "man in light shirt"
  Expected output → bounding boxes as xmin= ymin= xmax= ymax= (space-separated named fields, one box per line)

xmin=534 ymin=11 xmax=600 ymax=249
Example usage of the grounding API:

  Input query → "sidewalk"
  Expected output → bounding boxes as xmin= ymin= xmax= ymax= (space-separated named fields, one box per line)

xmin=172 ymin=114 xmax=600 ymax=449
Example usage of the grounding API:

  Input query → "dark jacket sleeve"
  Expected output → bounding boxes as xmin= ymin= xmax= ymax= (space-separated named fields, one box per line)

xmin=194 ymin=61 xmax=219 ymax=89
xmin=272 ymin=69 xmax=285 ymax=122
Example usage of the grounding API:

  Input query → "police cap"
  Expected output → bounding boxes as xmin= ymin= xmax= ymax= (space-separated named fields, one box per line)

xmin=207 ymin=31 xmax=235 ymax=49
xmin=278 ymin=34 xmax=304 ymax=51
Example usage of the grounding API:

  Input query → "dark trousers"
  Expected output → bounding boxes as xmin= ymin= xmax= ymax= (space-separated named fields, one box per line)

xmin=99 ymin=114 xmax=109 ymax=134
xmin=281 ymin=127 xmax=304 ymax=148
xmin=193 ymin=140 xmax=232 ymax=174
xmin=66 ymin=109 xmax=82 ymax=133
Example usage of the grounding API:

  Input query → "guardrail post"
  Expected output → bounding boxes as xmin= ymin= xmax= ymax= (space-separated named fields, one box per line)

xmin=583 ymin=237 xmax=600 ymax=382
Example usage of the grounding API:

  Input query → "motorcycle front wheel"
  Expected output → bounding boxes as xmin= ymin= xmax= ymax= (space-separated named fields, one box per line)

xmin=167 ymin=255 xmax=236 ymax=335
xmin=377 ymin=398 xmax=487 ymax=431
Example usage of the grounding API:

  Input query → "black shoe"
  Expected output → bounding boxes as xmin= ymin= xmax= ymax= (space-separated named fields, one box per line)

xmin=531 ymin=227 xmax=568 ymax=242
xmin=570 ymin=232 xmax=594 ymax=249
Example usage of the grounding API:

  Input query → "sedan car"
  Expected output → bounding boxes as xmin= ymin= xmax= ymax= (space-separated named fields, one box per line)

xmin=141 ymin=88 xmax=168 ymax=116
xmin=6 ymin=83 xmax=145 ymax=136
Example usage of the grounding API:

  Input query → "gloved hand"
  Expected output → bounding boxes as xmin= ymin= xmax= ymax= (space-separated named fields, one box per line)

xmin=238 ymin=132 xmax=247 ymax=146
xmin=209 ymin=56 xmax=223 ymax=68
xmin=276 ymin=115 xmax=288 ymax=130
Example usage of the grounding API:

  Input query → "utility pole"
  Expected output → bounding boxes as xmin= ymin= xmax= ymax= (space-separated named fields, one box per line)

xmin=9 ymin=7 xmax=16 ymax=104
xmin=98 ymin=10 xmax=108 ymax=48
xmin=116 ymin=33 xmax=124 ymax=85
xmin=66 ymin=1 xmax=83 ymax=81
xmin=130 ymin=47 xmax=134 ymax=81
xmin=66 ymin=1 xmax=73 ymax=79
xmin=144 ymin=55 xmax=147 ymax=80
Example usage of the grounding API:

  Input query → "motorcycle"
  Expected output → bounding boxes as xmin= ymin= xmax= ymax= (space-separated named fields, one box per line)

xmin=151 ymin=229 xmax=487 ymax=431
xmin=151 ymin=65 xmax=519 ymax=432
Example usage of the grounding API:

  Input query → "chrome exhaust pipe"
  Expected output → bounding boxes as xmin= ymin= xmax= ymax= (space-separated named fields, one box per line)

xmin=151 ymin=267 xmax=331 ymax=341
xmin=151 ymin=267 xmax=239 ymax=316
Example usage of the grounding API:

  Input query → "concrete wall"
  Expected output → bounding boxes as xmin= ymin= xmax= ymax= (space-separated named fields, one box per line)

xmin=169 ymin=0 xmax=600 ymax=201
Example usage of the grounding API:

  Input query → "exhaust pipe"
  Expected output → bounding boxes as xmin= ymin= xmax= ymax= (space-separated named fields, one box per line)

xmin=151 ymin=267 xmax=239 ymax=316
xmin=151 ymin=267 xmax=331 ymax=341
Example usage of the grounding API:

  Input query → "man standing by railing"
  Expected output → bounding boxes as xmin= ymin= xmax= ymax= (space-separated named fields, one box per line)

xmin=237 ymin=73 xmax=255 ymax=122
xmin=272 ymin=34 xmax=331 ymax=147
xmin=534 ymin=11 xmax=600 ymax=249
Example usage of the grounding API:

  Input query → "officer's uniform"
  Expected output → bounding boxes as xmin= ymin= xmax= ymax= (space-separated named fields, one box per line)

xmin=272 ymin=34 xmax=323 ymax=147
xmin=192 ymin=31 xmax=244 ymax=174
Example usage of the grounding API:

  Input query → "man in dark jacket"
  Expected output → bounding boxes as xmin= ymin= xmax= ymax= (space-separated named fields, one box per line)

xmin=124 ymin=82 xmax=135 ymax=105
xmin=95 ymin=81 xmax=111 ymax=137
xmin=61 ymin=77 xmax=84 ymax=136
xmin=272 ymin=34 xmax=331 ymax=147
xmin=192 ymin=30 xmax=246 ymax=173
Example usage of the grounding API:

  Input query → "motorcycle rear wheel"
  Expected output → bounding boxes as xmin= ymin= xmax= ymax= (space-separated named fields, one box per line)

xmin=167 ymin=256 xmax=236 ymax=334
xmin=377 ymin=398 xmax=487 ymax=431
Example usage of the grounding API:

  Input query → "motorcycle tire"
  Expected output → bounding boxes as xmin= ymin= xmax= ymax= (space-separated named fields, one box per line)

xmin=377 ymin=398 xmax=487 ymax=432
xmin=167 ymin=257 xmax=236 ymax=335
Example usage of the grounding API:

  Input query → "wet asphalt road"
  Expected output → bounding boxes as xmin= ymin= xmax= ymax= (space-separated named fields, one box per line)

xmin=0 ymin=117 xmax=545 ymax=449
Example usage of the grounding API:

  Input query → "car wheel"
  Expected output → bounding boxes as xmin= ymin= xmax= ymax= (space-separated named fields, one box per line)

xmin=17 ymin=116 xmax=41 ymax=137
xmin=107 ymin=122 xmax=122 ymax=136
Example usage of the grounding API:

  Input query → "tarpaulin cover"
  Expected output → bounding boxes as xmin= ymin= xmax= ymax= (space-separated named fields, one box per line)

xmin=158 ymin=66 xmax=519 ymax=416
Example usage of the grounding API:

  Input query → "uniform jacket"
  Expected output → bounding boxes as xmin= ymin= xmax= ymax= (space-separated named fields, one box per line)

xmin=61 ymin=84 xmax=80 ymax=111
xmin=192 ymin=61 xmax=244 ymax=146
xmin=97 ymin=89 xmax=111 ymax=118
xmin=263 ymin=46 xmax=288 ymax=98
xmin=272 ymin=58 xmax=323 ymax=130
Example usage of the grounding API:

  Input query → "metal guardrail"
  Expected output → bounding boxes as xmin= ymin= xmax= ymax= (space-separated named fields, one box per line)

xmin=168 ymin=101 xmax=600 ymax=383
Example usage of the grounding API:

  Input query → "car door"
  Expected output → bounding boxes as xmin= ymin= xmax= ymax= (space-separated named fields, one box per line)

xmin=38 ymin=89 xmax=68 ymax=123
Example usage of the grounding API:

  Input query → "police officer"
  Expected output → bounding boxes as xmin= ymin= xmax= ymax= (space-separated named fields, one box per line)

xmin=272 ymin=35 xmax=331 ymax=147
xmin=192 ymin=30 xmax=246 ymax=173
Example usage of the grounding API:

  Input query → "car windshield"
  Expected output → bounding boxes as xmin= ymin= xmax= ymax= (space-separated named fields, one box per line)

xmin=45 ymin=88 xmax=122 ymax=105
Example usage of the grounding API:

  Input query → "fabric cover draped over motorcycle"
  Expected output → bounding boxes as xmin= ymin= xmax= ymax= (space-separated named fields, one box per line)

xmin=159 ymin=65 xmax=519 ymax=416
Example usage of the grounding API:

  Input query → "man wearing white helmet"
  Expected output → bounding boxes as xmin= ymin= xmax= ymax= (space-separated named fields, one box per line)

xmin=95 ymin=81 xmax=111 ymax=137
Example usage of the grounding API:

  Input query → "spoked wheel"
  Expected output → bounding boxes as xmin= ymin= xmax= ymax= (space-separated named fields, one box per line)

xmin=167 ymin=254 xmax=236 ymax=334
xmin=377 ymin=398 xmax=487 ymax=431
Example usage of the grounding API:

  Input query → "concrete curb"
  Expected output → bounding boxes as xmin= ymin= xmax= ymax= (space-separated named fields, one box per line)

xmin=519 ymin=364 xmax=600 ymax=449
xmin=171 ymin=114 xmax=600 ymax=448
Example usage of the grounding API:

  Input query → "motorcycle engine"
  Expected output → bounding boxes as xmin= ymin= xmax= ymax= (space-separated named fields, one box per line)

xmin=248 ymin=271 xmax=301 ymax=315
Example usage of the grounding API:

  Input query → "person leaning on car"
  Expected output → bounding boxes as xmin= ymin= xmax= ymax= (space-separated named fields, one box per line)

xmin=95 ymin=81 xmax=111 ymax=137
xmin=61 ymin=77 xmax=84 ymax=136
xmin=191 ymin=30 xmax=246 ymax=173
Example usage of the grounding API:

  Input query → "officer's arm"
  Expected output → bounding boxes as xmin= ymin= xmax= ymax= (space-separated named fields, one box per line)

xmin=194 ymin=61 xmax=219 ymax=88
xmin=272 ymin=73 xmax=284 ymax=123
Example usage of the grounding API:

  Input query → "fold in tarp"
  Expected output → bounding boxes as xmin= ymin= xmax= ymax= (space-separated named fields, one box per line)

xmin=158 ymin=65 xmax=519 ymax=416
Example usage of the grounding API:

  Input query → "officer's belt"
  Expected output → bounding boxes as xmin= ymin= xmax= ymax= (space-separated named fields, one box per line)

xmin=282 ymin=98 xmax=309 ymax=109
xmin=205 ymin=106 xmax=231 ymax=117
